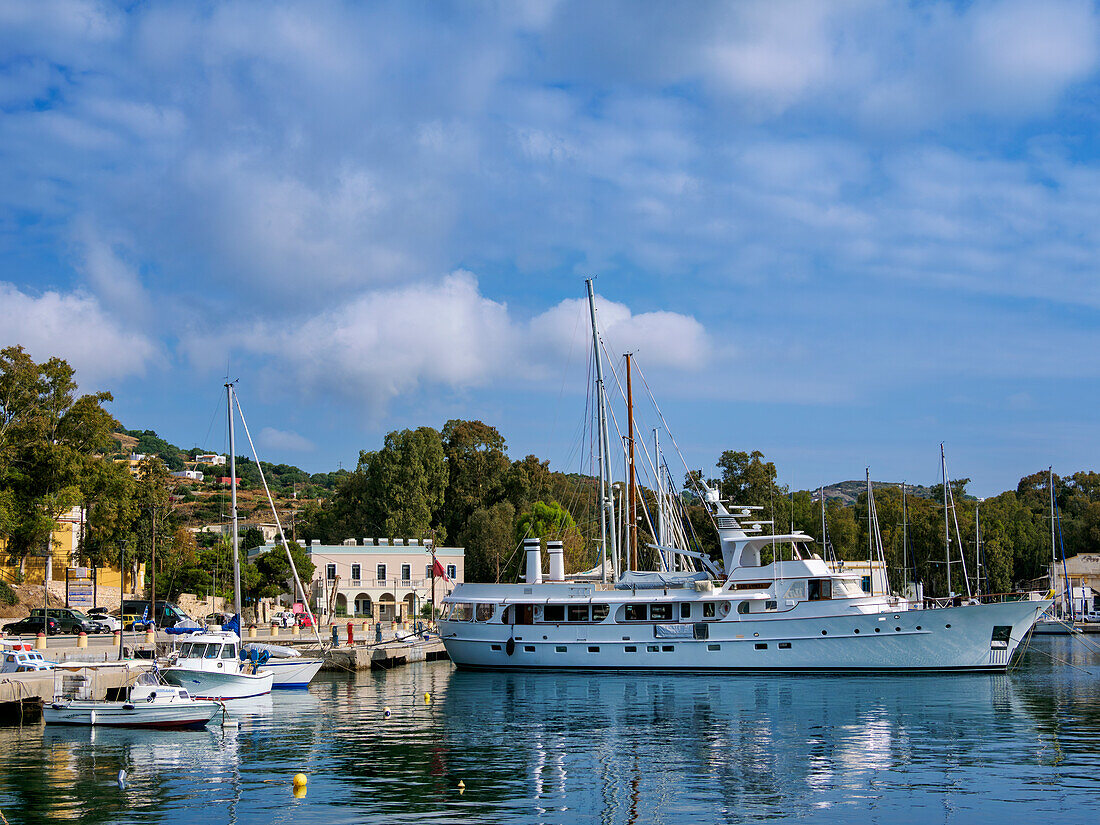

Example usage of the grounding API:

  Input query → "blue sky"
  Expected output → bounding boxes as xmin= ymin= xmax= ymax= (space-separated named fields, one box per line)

xmin=3 ymin=0 xmax=1100 ymax=496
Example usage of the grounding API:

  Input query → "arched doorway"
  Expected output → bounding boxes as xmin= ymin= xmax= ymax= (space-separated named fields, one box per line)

xmin=403 ymin=592 xmax=417 ymax=622
xmin=354 ymin=594 xmax=372 ymax=618
xmin=378 ymin=593 xmax=396 ymax=622
xmin=335 ymin=593 xmax=348 ymax=617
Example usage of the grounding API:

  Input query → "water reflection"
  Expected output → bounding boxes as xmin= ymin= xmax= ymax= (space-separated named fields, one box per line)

xmin=0 ymin=639 xmax=1095 ymax=824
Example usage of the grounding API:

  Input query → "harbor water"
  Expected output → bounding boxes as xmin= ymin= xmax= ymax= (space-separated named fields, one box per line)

xmin=1 ymin=636 xmax=1098 ymax=824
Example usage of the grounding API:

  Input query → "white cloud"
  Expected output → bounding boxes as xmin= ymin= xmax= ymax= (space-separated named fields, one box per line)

xmin=257 ymin=427 xmax=315 ymax=453
xmin=186 ymin=272 xmax=709 ymax=413
xmin=0 ymin=282 xmax=158 ymax=386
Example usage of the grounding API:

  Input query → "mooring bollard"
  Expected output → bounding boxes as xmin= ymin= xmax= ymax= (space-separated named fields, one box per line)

xmin=346 ymin=621 xmax=354 ymax=646
xmin=375 ymin=622 xmax=382 ymax=644
xmin=248 ymin=624 xmax=257 ymax=638
xmin=362 ymin=620 xmax=370 ymax=634
xmin=35 ymin=632 xmax=46 ymax=651
xmin=77 ymin=631 xmax=88 ymax=649
xmin=144 ymin=626 xmax=154 ymax=645
xmin=271 ymin=623 xmax=279 ymax=638
xmin=331 ymin=625 xmax=339 ymax=646
xmin=113 ymin=629 xmax=121 ymax=645
xmin=292 ymin=623 xmax=300 ymax=636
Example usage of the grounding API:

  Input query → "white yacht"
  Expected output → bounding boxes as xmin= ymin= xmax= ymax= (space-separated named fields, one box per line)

xmin=162 ymin=631 xmax=273 ymax=699
xmin=441 ymin=524 xmax=1050 ymax=673
xmin=438 ymin=281 xmax=1051 ymax=673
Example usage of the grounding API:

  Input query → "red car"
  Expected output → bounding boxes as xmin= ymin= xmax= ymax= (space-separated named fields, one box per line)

xmin=295 ymin=612 xmax=314 ymax=628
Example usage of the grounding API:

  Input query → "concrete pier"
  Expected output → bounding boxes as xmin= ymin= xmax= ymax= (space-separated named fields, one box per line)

xmin=322 ymin=639 xmax=449 ymax=672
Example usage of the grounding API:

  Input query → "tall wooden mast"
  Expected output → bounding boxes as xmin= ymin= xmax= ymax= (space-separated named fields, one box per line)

xmin=626 ymin=353 xmax=637 ymax=570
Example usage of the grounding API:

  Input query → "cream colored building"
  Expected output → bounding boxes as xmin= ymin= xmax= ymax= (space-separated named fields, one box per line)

xmin=250 ymin=537 xmax=464 ymax=623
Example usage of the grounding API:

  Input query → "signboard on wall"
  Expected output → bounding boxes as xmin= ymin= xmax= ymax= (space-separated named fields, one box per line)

xmin=66 ymin=567 xmax=95 ymax=609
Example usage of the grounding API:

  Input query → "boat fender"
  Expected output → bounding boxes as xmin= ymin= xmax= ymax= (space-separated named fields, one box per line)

xmin=505 ymin=637 xmax=515 ymax=656
xmin=147 ymin=692 xmax=156 ymax=702
xmin=122 ymin=703 xmax=135 ymax=710
xmin=718 ymin=601 xmax=731 ymax=617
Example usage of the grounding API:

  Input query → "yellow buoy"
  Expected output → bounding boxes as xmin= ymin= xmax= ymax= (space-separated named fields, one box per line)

xmin=423 ymin=692 xmax=431 ymax=704
xmin=293 ymin=773 xmax=308 ymax=788
xmin=457 ymin=779 xmax=465 ymax=794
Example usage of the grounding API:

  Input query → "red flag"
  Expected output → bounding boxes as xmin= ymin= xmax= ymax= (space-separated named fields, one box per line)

xmin=432 ymin=558 xmax=450 ymax=582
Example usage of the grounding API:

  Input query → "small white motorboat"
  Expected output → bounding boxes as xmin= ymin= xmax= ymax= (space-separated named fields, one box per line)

xmin=244 ymin=644 xmax=324 ymax=689
xmin=0 ymin=642 xmax=53 ymax=674
xmin=44 ymin=676 xmax=222 ymax=729
xmin=162 ymin=631 xmax=273 ymax=700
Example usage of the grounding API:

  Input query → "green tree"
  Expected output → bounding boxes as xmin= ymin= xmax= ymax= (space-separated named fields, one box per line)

xmin=442 ymin=419 xmax=510 ymax=542
xmin=253 ymin=541 xmax=315 ymax=599
xmin=0 ymin=346 xmax=116 ymax=573
xmin=459 ymin=501 xmax=515 ymax=583
xmin=364 ymin=426 xmax=447 ymax=539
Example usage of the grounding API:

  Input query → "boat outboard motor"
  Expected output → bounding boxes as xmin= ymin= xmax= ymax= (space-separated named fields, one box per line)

xmin=524 ymin=538 xmax=543 ymax=584
xmin=547 ymin=540 xmax=565 ymax=582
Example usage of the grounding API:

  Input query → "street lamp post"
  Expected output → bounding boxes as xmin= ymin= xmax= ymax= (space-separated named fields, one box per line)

xmin=118 ymin=539 xmax=128 ymax=662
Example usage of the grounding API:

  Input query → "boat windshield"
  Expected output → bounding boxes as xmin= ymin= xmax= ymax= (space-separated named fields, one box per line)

xmin=221 ymin=644 xmax=236 ymax=659
xmin=204 ymin=644 xmax=222 ymax=659
xmin=187 ymin=643 xmax=206 ymax=658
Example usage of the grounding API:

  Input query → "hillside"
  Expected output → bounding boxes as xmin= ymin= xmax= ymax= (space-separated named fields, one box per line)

xmin=820 ymin=480 xmax=938 ymax=506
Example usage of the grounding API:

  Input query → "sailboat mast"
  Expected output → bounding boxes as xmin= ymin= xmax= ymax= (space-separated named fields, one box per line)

xmin=1049 ymin=467 xmax=1057 ymax=612
xmin=227 ymin=382 xmax=242 ymax=620
xmin=866 ymin=468 xmax=873 ymax=597
xmin=654 ymin=429 xmax=663 ymax=550
xmin=941 ymin=443 xmax=951 ymax=596
xmin=901 ymin=482 xmax=908 ymax=586
xmin=626 ymin=352 xmax=637 ymax=571
xmin=974 ymin=499 xmax=981 ymax=598
xmin=585 ymin=280 xmax=617 ymax=582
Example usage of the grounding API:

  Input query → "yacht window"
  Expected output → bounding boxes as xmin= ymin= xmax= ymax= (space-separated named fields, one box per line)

xmin=567 ymin=605 xmax=589 ymax=622
xmin=737 ymin=601 xmax=750 ymax=614
xmin=188 ymin=644 xmax=206 ymax=658
xmin=765 ymin=601 xmax=777 ymax=611
xmin=703 ymin=603 xmax=716 ymax=619
xmin=178 ymin=643 xmax=193 ymax=658
xmin=679 ymin=603 xmax=691 ymax=620
xmin=205 ymin=644 xmax=222 ymax=659
xmin=808 ymin=579 xmax=832 ymax=601
xmin=544 ymin=604 xmax=565 ymax=622
xmin=624 ymin=604 xmax=647 ymax=621
xmin=591 ymin=604 xmax=610 ymax=622
xmin=221 ymin=645 xmax=236 ymax=659
xmin=476 ymin=604 xmax=494 ymax=622
xmin=452 ymin=603 xmax=474 ymax=622
xmin=832 ymin=579 xmax=863 ymax=598
xmin=861 ymin=575 xmax=871 ymax=594
xmin=650 ymin=604 xmax=672 ymax=621
xmin=785 ymin=581 xmax=806 ymax=601
xmin=440 ymin=604 xmax=453 ymax=620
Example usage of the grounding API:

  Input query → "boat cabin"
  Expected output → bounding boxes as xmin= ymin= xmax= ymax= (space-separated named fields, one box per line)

xmin=1 ymin=650 xmax=52 ymax=673
xmin=171 ymin=632 xmax=244 ymax=673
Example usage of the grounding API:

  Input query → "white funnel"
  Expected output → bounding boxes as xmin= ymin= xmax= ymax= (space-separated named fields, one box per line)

xmin=547 ymin=540 xmax=565 ymax=582
xmin=524 ymin=538 xmax=543 ymax=584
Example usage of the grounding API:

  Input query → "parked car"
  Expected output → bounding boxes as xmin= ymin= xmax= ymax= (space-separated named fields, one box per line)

xmin=272 ymin=610 xmax=298 ymax=627
xmin=29 ymin=608 xmax=98 ymax=634
xmin=87 ymin=607 xmax=121 ymax=632
xmin=205 ymin=612 xmax=234 ymax=626
xmin=3 ymin=616 xmax=61 ymax=635
xmin=295 ymin=612 xmax=314 ymax=628
xmin=121 ymin=600 xmax=194 ymax=629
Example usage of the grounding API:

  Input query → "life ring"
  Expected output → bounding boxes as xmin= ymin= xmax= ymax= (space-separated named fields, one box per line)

xmin=718 ymin=601 xmax=731 ymax=617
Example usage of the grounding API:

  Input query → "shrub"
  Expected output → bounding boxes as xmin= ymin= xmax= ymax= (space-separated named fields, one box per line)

xmin=0 ymin=580 xmax=17 ymax=606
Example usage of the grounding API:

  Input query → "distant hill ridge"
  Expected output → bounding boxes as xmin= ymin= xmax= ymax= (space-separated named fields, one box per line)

xmin=820 ymin=480 xmax=937 ymax=505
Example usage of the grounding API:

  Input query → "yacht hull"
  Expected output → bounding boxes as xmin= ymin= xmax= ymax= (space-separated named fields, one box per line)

xmin=442 ymin=599 xmax=1048 ymax=673
xmin=258 ymin=657 xmax=324 ymax=688
xmin=44 ymin=700 xmax=221 ymax=729
xmin=162 ymin=667 xmax=273 ymax=699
